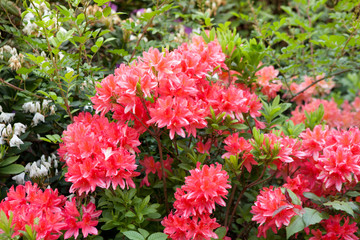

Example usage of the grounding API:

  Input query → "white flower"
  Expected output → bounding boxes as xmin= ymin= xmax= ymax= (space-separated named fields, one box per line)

xmin=22 ymin=102 xmax=38 ymax=113
xmin=29 ymin=162 xmax=39 ymax=178
xmin=59 ymin=52 xmax=64 ymax=60
xmin=2 ymin=124 xmax=12 ymax=138
xmin=25 ymin=162 xmax=31 ymax=172
xmin=42 ymin=99 xmax=51 ymax=109
xmin=14 ymin=123 xmax=26 ymax=135
xmin=54 ymin=159 xmax=58 ymax=168
xmin=42 ymin=162 xmax=51 ymax=170
xmin=9 ymin=134 xmax=24 ymax=149
xmin=38 ymin=164 xmax=48 ymax=177
xmin=0 ymin=124 xmax=5 ymax=144
xmin=35 ymin=102 xmax=41 ymax=112
xmin=0 ymin=105 xmax=2 ymax=112
xmin=12 ymin=172 xmax=25 ymax=185
xmin=66 ymin=67 xmax=74 ymax=73
xmin=32 ymin=113 xmax=45 ymax=126
xmin=0 ymin=112 xmax=15 ymax=123
xmin=129 ymin=35 xmax=137 ymax=41
xmin=0 ymin=123 xmax=5 ymax=134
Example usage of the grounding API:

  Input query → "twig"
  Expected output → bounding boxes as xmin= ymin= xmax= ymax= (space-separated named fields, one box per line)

xmin=0 ymin=78 xmax=43 ymax=98
xmin=290 ymin=68 xmax=355 ymax=100
xmin=156 ymin=134 xmax=170 ymax=214
xmin=227 ymin=166 xmax=267 ymax=229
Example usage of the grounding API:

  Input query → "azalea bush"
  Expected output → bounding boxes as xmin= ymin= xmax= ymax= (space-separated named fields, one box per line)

xmin=1 ymin=0 xmax=360 ymax=240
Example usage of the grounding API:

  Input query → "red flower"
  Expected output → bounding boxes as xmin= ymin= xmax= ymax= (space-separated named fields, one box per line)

xmin=309 ymin=215 xmax=358 ymax=240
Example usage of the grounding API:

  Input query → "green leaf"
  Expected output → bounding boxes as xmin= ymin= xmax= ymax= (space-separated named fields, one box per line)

xmin=302 ymin=208 xmax=324 ymax=227
xmin=0 ymin=164 xmax=25 ymax=175
xmin=123 ymin=231 xmax=145 ymax=240
xmin=137 ymin=228 xmax=149 ymax=238
xmin=324 ymin=201 xmax=354 ymax=217
xmin=103 ymin=6 xmax=111 ymax=17
xmin=286 ymin=215 xmax=305 ymax=239
xmin=0 ymin=156 xmax=19 ymax=167
xmin=303 ymin=192 xmax=322 ymax=203
xmin=214 ymin=227 xmax=227 ymax=239
xmin=285 ymin=188 xmax=301 ymax=206
xmin=147 ymin=232 xmax=168 ymax=240
xmin=346 ymin=191 xmax=360 ymax=197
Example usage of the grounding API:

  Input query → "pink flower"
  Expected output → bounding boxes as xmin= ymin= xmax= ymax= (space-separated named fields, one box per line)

xmin=163 ymin=163 xmax=230 ymax=239
xmin=178 ymin=163 xmax=231 ymax=216
xmin=0 ymin=182 xmax=101 ymax=240
xmin=222 ymin=133 xmax=257 ymax=172
xmin=255 ymin=65 xmax=282 ymax=99
xmin=251 ymin=186 xmax=302 ymax=238
xmin=58 ymin=112 xmax=140 ymax=194
xmin=316 ymin=147 xmax=360 ymax=192
xmin=162 ymin=213 xmax=220 ymax=240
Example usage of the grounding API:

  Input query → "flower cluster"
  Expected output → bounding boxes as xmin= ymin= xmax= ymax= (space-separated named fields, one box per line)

xmin=0 ymin=106 xmax=26 ymax=149
xmin=251 ymin=186 xmax=303 ymax=238
xmin=221 ymin=133 xmax=257 ymax=172
xmin=255 ymin=65 xmax=282 ymax=99
xmin=58 ymin=112 xmax=141 ymax=194
xmin=162 ymin=163 xmax=231 ymax=239
xmin=291 ymin=97 xmax=360 ymax=129
xmin=0 ymin=182 xmax=101 ymax=240
xmin=92 ymin=36 xmax=263 ymax=140
xmin=294 ymin=125 xmax=360 ymax=194
xmin=289 ymin=74 xmax=335 ymax=104
xmin=22 ymin=99 xmax=55 ymax=126
xmin=309 ymin=215 xmax=358 ymax=240
xmin=0 ymin=45 xmax=25 ymax=71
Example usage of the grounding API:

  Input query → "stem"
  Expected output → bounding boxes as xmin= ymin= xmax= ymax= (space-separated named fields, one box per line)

xmin=29 ymin=0 xmax=73 ymax=121
xmin=224 ymin=182 xmax=237 ymax=227
xmin=227 ymin=165 xmax=267 ymax=229
xmin=156 ymin=134 xmax=170 ymax=214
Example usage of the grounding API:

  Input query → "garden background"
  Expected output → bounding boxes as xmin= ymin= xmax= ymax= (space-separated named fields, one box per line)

xmin=1 ymin=0 xmax=360 ymax=239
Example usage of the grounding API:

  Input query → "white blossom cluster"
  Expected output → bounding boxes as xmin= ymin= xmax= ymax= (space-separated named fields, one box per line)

xmin=22 ymin=99 xmax=55 ymax=126
xmin=22 ymin=0 xmax=51 ymax=36
xmin=0 ymin=106 xmax=26 ymax=148
xmin=12 ymin=153 xmax=59 ymax=184
xmin=0 ymin=45 xmax=25 ymax=71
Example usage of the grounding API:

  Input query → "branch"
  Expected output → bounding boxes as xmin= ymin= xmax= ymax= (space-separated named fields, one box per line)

xmin=290 ymin=68 xmax=355 ymax=101
xmin=0 ymin=78 xmax=43 ymax=98
xmin=226 ymin=166 xmax=277 ymax=229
